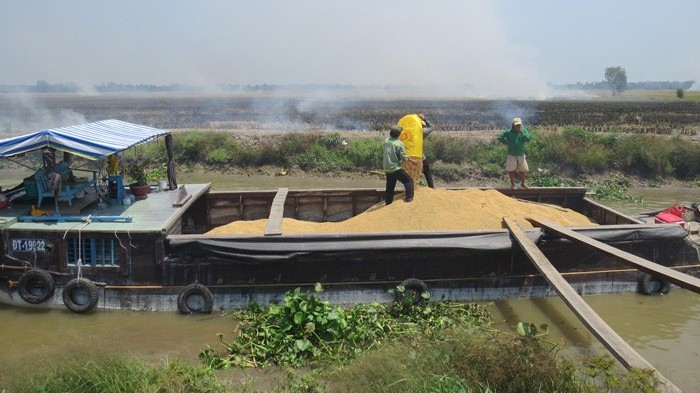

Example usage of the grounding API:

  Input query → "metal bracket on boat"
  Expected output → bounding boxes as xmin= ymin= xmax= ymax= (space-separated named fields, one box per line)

xmin=18 ymin=215 xmax=133 ymax=223
xmin=172 ymin=185 xmax=191 ymax=207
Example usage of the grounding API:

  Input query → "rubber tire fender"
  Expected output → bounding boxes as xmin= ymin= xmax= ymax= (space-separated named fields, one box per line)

xmin=639 ymin=273 xmax=671 ymax=295
xmin=18 ymin=268 xmax=55 ymax=304
xmin=177 ymin=283 xmax=213 ymax=314
xmin=395 ymin=278 xmax=429 ymax=305
xmin=62 ymin=278 xmax=100 ymax=313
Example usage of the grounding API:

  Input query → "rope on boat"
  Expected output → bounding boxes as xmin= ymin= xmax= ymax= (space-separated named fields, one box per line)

xmin=114 ymin=229 xmax=128 ymax=251
xmin=75 ymin=215 xmax=92 ymax=280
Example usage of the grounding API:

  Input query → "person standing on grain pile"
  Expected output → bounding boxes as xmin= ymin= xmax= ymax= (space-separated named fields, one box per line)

xmin=417 ymin=113 xmax=435 ymax=188
xmin=396 ymin=114 xmax=425 ymax=188
xmin=498 ymin=117 xmax=531 ymax=190
xmin=383 ymin=124 xmax=414 ymax=204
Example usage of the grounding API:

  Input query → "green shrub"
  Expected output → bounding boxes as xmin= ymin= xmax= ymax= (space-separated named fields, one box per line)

xmin=172 ymin=131 xmax=205 ymax=162
xmin=346 ymin=137 xmax=382 ymax=169
xmin=432 ymin=162 xmax=470 ymax=182
xmin=206 ymin=148 xmax=233 ymax=164
xmin=330 ymin=328 xmax=581 ymax=393
xmin=317 ymin=132 xmax=343 ymax=149
xmin=291 ymin=145 xmax=351 ymax=172
xmin=532 ymin=128 xmax=610 ymax=175
xmin=469 ymin=140 xmax=506 ymax=168
xmin=481 ymin=162 xmax=503 ymax=178
xmin=128 ymin=139 xmax=167 ymax=163
xmin=426 ymin=134 xmax=470 ymax=164
xmin=278 ymin=133 xmax=323 ymax=158
xmin=666 ymin=137 xmax=700 ymax=179
xmin=611 ymin=135 xmax=674 ymax=178
xmin=255 ymin=140 xmax=288 ymax=166
xmin=522 ymin=129 xmax=547 ymax=164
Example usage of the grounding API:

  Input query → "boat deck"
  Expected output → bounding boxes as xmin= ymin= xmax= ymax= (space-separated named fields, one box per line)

xmin=0 ymin=183 xmax=210 ymax=233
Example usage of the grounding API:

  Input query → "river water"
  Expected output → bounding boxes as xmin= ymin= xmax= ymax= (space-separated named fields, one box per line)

xmin=1 ymin=173 xmax=699 ymax=390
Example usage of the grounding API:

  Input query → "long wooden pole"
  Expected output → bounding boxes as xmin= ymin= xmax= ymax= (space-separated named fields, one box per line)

xmin=528 ymin=218 xmax=700 ymax=294
xmin=503 ymin=217 xmax=681 ymax=393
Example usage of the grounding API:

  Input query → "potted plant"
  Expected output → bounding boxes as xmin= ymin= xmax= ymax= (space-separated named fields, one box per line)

xmin=146 ymin=163 xmax=169 ymax=191
xmin=126 ymin=161 xmax=150 ymax=198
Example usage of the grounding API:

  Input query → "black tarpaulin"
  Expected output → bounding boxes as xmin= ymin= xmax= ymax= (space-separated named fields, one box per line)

xmin=166 ymin=224 xmax=689 ymax=265
xmin=167 ymin=230 xmax=539 ymax=264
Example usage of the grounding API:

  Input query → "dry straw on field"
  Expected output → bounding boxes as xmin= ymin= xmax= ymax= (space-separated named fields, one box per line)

xmin=208 ymin=188 xmax=596 ymax=235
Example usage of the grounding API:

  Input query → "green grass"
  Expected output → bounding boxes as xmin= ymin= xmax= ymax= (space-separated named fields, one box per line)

xmin=6 ymin=355 xmax=227 ymax=393
xmin=120 ymin=127 xmax=698 ymax=185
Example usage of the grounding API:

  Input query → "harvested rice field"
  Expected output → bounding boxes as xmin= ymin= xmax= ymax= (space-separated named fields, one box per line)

xmin=208 ymin=188 xmax=596 ymax=235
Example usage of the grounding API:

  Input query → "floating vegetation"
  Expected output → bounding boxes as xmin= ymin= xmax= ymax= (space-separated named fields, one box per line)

xmin=200 ymin=284 xmax=491 ymax=369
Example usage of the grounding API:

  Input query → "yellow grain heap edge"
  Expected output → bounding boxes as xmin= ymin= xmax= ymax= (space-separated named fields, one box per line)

xmin=207 ymin=188 xmax=596 ymax=235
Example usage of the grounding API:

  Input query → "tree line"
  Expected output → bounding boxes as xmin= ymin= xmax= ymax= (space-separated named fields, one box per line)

xmin=553 ymin=80 xmax=695 ymax=91
xmin=1 ymin=79 xmax=695 ymax=94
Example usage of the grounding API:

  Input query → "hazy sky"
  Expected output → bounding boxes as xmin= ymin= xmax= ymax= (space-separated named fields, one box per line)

xmin=1 ymin=0 xmax=698 ymax=97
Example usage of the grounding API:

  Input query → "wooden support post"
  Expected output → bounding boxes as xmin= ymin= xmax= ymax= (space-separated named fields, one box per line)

xmin=503 ymin=217 xmax=681 ymax=393
xmin=529 ymin=218 xmax=700 ymax=294
xmin=264 ymin=188 xmax=288 ymax=236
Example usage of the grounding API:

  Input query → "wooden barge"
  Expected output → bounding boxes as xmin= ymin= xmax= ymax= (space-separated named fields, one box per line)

xmin=1 ymin=185 xmax=697 ymax=313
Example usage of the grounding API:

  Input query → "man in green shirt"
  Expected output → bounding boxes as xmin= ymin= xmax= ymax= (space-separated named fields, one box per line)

xmin=383 ymin=125 xmax=414 ymax=204
xmin=498 ymin=117 xmax=531 ymax=190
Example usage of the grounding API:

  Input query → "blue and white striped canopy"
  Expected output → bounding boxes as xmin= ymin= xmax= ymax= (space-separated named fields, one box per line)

xmin=0 ymin=119 xmax=171 ymax=159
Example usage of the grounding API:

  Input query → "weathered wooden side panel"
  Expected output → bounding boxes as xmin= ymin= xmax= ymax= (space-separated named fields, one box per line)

xmin=583 ymin=198 xmax=641 ymax=225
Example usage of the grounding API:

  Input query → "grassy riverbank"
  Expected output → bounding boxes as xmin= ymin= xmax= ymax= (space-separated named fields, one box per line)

xmin=119 ymin=126 xmax=698 ymax=191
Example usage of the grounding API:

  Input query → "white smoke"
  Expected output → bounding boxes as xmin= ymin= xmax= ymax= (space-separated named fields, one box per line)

xmin=0 ymin=95 xmax=87 ymax=136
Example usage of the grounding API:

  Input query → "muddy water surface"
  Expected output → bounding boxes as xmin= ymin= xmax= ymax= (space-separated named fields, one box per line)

xmin=0 ymin=306 xmax=235 ymax=386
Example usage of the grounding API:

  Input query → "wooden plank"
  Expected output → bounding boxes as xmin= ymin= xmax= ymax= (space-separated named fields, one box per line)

xmin=529 ymin=218 xmax=700 ymax=294
xmin=264 ymin=188 xmax=288 ymax=236
xmin=503 ymin=217 xmax=681 ymax=393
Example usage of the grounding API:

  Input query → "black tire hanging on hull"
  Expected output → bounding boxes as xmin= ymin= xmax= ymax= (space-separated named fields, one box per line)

xmin=62 ymin=278 xmax=100 ymax=313
xmin=638 ymin=273 xmax=671 ymax=295
xmin=177 ymin=283 xmax=213 ymax=314
xmin=395 ymin=278 xmax=429 ymax=305
xmin=18 ymin=268 xmax=55 ymax=304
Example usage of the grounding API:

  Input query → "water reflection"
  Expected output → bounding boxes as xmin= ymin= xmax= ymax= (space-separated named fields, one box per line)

xmin=601 ymin=186 xmax=700 ymax=216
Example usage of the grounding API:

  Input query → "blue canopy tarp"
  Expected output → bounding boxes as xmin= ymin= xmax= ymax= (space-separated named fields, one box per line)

xmin=0 ymin=119 xmax=171 ymax=160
